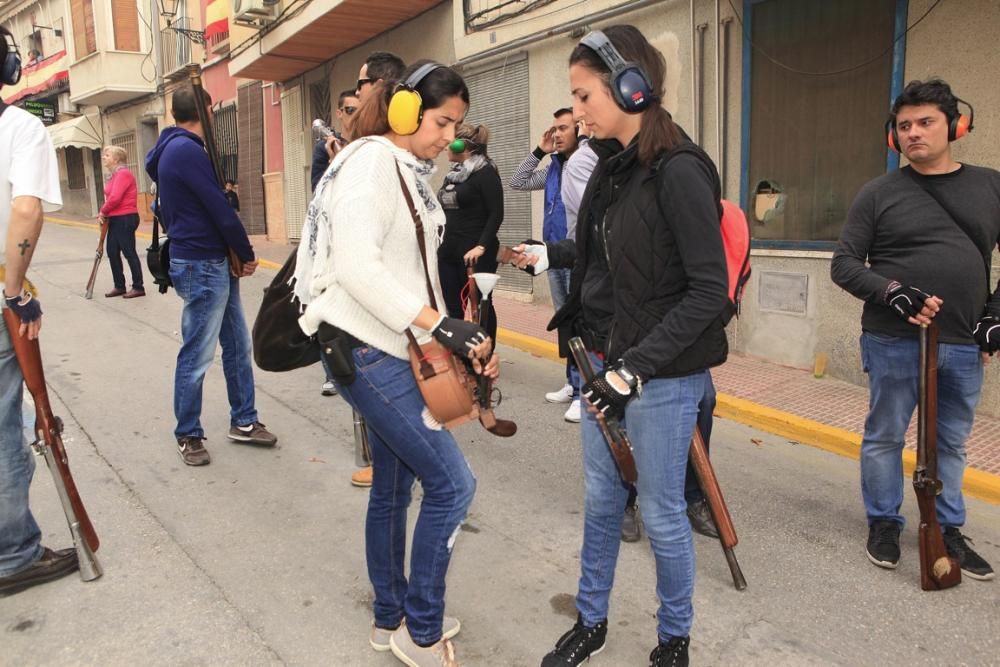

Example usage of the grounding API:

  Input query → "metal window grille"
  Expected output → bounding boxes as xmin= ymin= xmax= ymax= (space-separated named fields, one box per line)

xmin=159 ymin=16 xmax=192 ymax=74
xmin=111 ymin=131 xmax=139 ymax=183
xmin=213 ymin=103 xmax=239 ymax=185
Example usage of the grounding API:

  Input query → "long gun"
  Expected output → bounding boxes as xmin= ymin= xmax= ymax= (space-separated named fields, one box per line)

xmin=913 ymin=322 xmax=961 ymax=591
xmin=185 ymin=64 xmax=244 ymax=278
xmin=689 ymin=427 xmax=747 ymax=590
xmin=465 ymin=268 xmax=517 ymax=437
xmin=568 ymin=336 xmax=637 ymax=483
xmin=2 ymin=306 xmax=102 ymax=582
xmin=84 ymin=217 xmax=109 ymax=299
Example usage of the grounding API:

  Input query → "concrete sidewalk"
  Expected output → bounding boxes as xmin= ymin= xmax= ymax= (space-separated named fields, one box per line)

xmin=48 ymin=213 xmax=1000 ymax=505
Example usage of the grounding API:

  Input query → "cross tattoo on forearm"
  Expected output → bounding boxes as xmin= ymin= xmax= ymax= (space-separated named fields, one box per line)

xmin=18 ymin=239 xmax=30 ymax=256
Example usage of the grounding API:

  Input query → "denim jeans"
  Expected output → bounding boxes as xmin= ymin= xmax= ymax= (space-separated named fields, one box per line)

xmin=106 ymin=213 xmax=143 ymax=290
xmin=576 ymin=356 xmax=707 ymax=642
xmin=335 ymin=346 xmax=476 ymax=645
xmin=860 ymin=332 xmax=981 ymax=528
xmin=0 ymin=310 xmax=43 ymax=576
xmin=548 ymin=268 xmax=581 ymax=398
xmin=169 ymin=258 xmax=258 ymax=439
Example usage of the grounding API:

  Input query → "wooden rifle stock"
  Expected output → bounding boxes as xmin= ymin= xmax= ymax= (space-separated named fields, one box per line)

xmin=2 ymin=306 xmax=102 ymax=580
xmin=913 ymin=322 xmax=961 ymax=591
xmin=185 ymin=65 xmax=244 ymax=279
xmin=84 ymin=219 xmax=109 ymax=299
xmin=690 ymin=427 xmax=747 ymax=590
xmin=568 ymin=337 xmax=638 ymax=483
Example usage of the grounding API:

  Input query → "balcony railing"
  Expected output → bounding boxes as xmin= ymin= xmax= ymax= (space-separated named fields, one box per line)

xmin=160 ymin=17 xmax=194 ymax=77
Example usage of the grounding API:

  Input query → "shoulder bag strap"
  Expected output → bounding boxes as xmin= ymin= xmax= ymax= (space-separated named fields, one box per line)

xmin=395 ymin=161 xmax=439 ymax=379
xmin=903 ymin=167 xmax=991 ymax=297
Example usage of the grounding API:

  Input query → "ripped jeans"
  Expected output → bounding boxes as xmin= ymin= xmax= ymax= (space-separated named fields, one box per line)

xmin=335 ymin=345 xmax=476 ymax=645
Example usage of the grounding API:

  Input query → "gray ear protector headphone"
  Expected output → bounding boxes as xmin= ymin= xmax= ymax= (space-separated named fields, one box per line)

xmin=580 ymin=30 xmax=656 ymax=113
xmin=1 ymin=30 xmax=22 ymax=86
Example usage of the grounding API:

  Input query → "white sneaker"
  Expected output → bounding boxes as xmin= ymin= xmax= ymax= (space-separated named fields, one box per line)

xmin=545 ymin=383 xmax=574 ymax=404
xmin=564 ymin=399 xmax=581 ymax=423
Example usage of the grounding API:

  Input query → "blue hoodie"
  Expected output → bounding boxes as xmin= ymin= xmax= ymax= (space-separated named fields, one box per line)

xmin=145 ymin=127 xmax=254 ymax=262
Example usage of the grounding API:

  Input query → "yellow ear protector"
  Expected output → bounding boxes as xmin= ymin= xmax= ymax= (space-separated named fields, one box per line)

xmin=387 ymin=63 xmax=443 ymax=136
xmin=886 ymin=96 xmax=974 ymax=153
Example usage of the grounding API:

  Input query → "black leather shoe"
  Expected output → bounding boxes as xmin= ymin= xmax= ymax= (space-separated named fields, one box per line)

xmin=686 ymin=498 xmax=719 ymax=539
xmin=0 ymin=547 xmax=79 ymax=596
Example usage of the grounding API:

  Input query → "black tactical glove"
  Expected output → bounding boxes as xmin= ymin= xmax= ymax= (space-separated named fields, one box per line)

xmin=883 ymin=281 xmax=931 ymax=322
xmin=4 ymin=290 xmax=42 ymax=324
xmin=432 ymin=316 xmax=490 ymax=357
xmin=973 ymin=314 xmax=1000 ymax=354
xmin=581 ymin=360 xmax=641 ymax=422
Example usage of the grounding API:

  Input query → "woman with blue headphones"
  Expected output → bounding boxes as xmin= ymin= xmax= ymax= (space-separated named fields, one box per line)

xmin=437 ymin=123 xmax=503 ymax=342
xmin=293 ymin=61 xmax=497 ymax=667
xmin=526 ymin=25 xmax=729 ymax=667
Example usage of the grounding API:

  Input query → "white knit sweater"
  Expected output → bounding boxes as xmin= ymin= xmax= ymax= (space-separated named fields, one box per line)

xmin=297 ymin=137 xmax=447 ymax=360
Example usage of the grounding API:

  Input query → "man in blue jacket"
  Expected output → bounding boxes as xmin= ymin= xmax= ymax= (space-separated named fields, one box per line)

xmin=145 ymin=86 xmax=277 ymax=466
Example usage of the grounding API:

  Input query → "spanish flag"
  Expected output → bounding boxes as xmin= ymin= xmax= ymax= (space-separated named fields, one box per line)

xmin=204 ymin=0 xmax=229 ymax=40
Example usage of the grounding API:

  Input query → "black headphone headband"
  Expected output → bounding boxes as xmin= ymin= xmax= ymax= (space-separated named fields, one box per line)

xmin=401 ymin=63 xmax=441 ymax=92
xmin=581 ymin=31 xmax=628 ymax=73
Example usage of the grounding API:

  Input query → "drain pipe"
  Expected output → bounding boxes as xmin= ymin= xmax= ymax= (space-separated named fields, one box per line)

xmin=690 ymin=0 xmax=697 ymax=143
xmin=695 ymin=22 xmax=707 ymax=145
xmin=719 ymin=15 xmax=732 ymax=196
xmin=715 ymin=0 xmax=722 ymax=169
xmin=453 ymin=0 xmax=669 ymax=69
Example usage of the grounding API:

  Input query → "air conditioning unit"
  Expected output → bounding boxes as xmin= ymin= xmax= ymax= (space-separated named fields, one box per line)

xmin=234 ymin=0 xmax=275 ymax=21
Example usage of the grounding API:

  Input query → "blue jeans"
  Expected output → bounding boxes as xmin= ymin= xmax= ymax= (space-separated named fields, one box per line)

xmin=0 ymin=310 xmax=43 ymax=576
xmin=169 ymin=258 xmax=258 ymax=439
xmin=548 ymin=268 xmax=581 ymax=398
xmin=860 ymin=332 xmax=982 ymax=528
xmin=577 ymin=358 xmax=706 ymax=642
xmin=335 ymin=346 xmax=476 ymax=645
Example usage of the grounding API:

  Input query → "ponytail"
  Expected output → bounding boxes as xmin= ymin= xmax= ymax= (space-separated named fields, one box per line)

xmin=639 ymin=105 xmax=682 ymax=164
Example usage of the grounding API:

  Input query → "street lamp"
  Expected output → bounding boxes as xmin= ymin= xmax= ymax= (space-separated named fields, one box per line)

xmin=157 ymin=0 xmax=206 ymax=44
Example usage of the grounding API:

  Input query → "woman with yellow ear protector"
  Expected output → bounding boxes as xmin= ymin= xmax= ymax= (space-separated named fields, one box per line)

xmin=293 ymin=60 xmax=497 ymax=666
xmin=437 ymin=123 xmax=503 ymax=342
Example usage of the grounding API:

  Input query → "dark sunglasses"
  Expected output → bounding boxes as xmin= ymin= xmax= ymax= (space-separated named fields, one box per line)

xmin=356 ymin=78 xmax=372 ymax=91
xmin=341 ymin=106 xmax=357 ymax=115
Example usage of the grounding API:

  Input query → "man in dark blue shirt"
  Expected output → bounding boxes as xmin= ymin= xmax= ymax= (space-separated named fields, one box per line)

xmin=146 ymin=86 xmax=277 ymax=466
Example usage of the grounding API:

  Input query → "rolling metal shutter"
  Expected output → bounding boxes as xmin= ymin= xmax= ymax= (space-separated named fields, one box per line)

xmin=464 ymin=58 xmax=531 ymax=294
xmin=281 ymin=85 xmax=307 ymax=240
xmin=237 ymin=82 xmax=266 ymax=235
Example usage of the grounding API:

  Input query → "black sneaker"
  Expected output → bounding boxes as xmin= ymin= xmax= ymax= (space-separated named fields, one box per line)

xmin=943 ymin=527 xmax=995 ymax=581
xmin=650 ymin=637 xmax=690 ymax=667
xmin=541 ymin=615 xmax=607 ymax=666
xmin=866 ymin=520 xmax=901 ymax=569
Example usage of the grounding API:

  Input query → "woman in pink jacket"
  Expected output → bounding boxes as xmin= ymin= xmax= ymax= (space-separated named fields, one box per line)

xmin=100 ymin=145 xmax=144 ymax=298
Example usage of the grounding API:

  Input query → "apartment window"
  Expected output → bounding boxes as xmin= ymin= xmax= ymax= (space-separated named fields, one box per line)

xmin=70 ymin=0 xmax=97 ymax=58
xmin=111 ymin=132 xmax=139 ymax=182
xmin=65 ymin=147 xmax=86 ymax=190
xmin=742 ymin=0 xmax=900 ymax=246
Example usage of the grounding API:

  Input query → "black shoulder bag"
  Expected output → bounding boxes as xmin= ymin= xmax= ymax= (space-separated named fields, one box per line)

xmin=904 ymin=167 xmax=993 ymax=300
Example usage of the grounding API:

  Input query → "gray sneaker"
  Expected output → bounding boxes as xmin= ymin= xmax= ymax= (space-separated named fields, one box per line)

xmin=228 ymin=422 xmax=277 ymax=447
xmin=389 ymin=624 xmax=459 ymax=667
xmin=370 ymin=617 xmax=460 ymax=651
xmin=177 ymin=436 xmax=210 ymax=466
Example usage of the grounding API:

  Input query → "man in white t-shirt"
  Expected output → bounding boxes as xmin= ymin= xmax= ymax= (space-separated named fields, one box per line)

xmin=0 ymin=26 xmax=77 ymax=595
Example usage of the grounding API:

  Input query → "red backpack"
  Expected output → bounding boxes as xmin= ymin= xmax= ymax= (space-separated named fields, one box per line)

xmin=656 ymin=145 xmax=751 ymax=324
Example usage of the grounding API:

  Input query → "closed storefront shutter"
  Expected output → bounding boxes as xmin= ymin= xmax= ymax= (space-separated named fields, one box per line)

xmin=281 ymin=85 xmax=307 ymax=240
xmin=237 ymin=82 xmax=266 ymax=235
xmin=464 ymin=57 xmax=531 ymax=295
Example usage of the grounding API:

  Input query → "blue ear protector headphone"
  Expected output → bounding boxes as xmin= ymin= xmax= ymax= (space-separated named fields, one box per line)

xmin=1 ymin=31 xmax=21 ymax=86
xmin=580 ymin=30 xmax=656 ymax=113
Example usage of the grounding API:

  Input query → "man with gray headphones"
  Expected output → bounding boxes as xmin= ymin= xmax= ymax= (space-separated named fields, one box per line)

xmin=0 ymin=26 xmax=79 ymax=595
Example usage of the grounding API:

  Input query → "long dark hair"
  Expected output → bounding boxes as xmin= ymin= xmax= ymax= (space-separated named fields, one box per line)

xmin=350 ymin=61 xmax=470 ymax=140
xmin=570 ymin=24 xmax=681 ymax=164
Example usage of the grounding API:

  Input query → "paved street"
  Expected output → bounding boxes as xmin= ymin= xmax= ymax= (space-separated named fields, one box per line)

xmin=3 ymin=223 xmax=999 ymax=666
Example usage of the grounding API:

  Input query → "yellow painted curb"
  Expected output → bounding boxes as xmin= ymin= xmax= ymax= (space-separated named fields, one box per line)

xmin=495 ymin=325 xmax=1000 ymax=506
xmin=45 ymin=215 xmax=283 ymax=270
